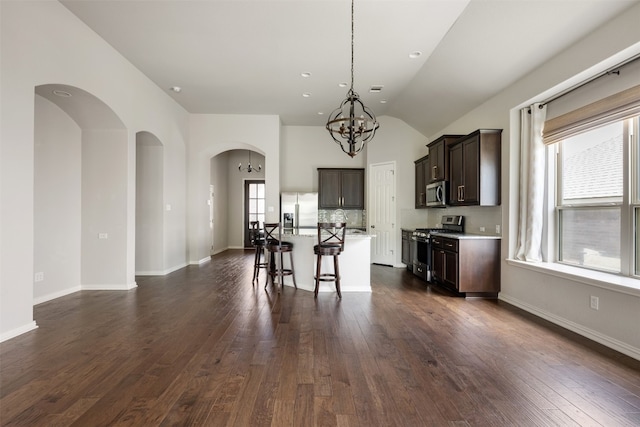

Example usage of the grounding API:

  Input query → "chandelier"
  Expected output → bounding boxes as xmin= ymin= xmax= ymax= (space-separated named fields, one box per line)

xmin=238 ymin=150 xmax=262 ymax=173
xmin=326 ymin=0 xmax=379 ymax=158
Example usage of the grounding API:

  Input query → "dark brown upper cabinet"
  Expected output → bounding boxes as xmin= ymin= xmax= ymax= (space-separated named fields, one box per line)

xmin=414 ymin=155 xmax=429 ymax=208
xmin=427 ymin=135 xmax=463 ymax=183
xmin=448 ymin=129 xmax=502 ymax=206
xmin=318 ymin=168 xmax=365 ymax=209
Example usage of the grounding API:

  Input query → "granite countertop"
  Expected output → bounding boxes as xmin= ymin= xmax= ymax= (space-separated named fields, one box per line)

xmin=430 ymin=232 xmax=501 ymax=240
xmin=283 ymin=229 xmax=373 ymax=239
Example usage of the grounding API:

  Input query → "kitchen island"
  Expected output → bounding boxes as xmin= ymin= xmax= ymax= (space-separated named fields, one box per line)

xmin=276 ymin=230 xmax=373 ymax=293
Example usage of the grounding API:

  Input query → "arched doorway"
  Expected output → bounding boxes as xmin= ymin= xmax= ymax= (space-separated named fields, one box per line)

xmin=33 ymin=84 xmax=132 ymax=304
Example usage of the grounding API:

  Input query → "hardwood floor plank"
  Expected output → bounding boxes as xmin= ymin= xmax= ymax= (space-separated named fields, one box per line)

xmin=1 ymin=250 xmax=639 ymax=426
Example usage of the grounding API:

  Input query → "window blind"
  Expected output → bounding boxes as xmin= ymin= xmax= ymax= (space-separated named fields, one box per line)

xmin=543 ymin=83 xmax=640 ymax=145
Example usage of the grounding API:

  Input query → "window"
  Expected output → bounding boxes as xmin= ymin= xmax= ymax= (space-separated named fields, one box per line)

xmin=555 ymin=116 xmax=638 ymax=276
xmin=247 ymin=181 xmax=265 ymax=226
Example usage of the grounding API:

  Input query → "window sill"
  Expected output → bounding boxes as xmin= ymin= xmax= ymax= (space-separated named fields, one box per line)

xmin=506 ymin=259 xmax=640 ymax=297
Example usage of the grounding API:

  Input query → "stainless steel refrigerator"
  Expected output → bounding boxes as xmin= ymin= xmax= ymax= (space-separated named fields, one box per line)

xmin=280 ymin=192 xmax=318 ymax=230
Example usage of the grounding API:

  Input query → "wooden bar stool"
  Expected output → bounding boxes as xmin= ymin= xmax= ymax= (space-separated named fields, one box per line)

xmin=314 ymin=222 xmax=346 ymax=298
xmin=263 ymin=222 xmax=297 ymax=292
xmin=249 ymin=221 xmax=268 ymax=284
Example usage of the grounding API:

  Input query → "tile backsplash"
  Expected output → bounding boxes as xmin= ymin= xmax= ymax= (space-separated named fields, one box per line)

xmin=318 ymin=209 xmax=366 ymax=229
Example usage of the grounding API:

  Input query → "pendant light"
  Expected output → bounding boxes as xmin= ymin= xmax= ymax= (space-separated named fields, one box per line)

xmin=238 ymin=150 xmax=262 ymax=173
xmin=326 ymin=0 xmax=379 ymax=158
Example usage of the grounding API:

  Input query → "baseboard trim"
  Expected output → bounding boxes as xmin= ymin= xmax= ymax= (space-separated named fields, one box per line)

xmin=136 ymin=262 xmax=188 ymax=276
xmin=34 ymin=286 xmax=82 ymax=305
xmin=499 ymin=293 xmax=640 ymax=361
xmin=81 ymin=282 xmax=137 ymax=291
xmin=189 ymin=256 xmax=211 ymax=265
xmin=0 ymin=321 xmax=38 ymax=343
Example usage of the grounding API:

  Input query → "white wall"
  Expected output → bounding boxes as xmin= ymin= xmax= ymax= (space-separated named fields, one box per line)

xmin=33 ymin=95 xmax=82 ymax=303
xmin=1 ymin=1 xmax=188 ymax=341
xmin=81 ymin=129 xmax=131 ymax=288
xmin=280 ymin=126 xmax=366 ymax=191
xmin=136 ymin=133 xmax=164 ymax=275
xmin=433 ymin=2 xmax=640 ymax=359
xmin=210 ymin=152 xmax=230 ymax=254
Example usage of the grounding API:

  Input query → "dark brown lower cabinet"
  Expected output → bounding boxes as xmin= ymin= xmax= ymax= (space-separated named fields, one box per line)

xmin=431 ymin=236 xmax=500 ymax=297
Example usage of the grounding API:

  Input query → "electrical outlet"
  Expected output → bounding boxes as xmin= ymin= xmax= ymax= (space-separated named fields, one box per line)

xmin=34 ymin=272 xmax=44 ymax=282
xmin=98 ymin=233 xmax=108 ymax=239
xmin=496 ymin=225 xmax=501 ymax=234
xmin=479 ymin=226 xmax=486 ymax=232
xmin=590 ymin=295 xmax=599 ymax=310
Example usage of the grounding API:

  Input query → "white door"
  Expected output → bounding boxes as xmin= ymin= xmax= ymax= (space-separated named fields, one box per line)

xmin=369 ymin=162 xmax=396 ymax=266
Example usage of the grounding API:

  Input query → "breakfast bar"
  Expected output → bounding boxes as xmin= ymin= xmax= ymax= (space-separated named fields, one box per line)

xmin=278 ymin=230 xmax=373 ymax=293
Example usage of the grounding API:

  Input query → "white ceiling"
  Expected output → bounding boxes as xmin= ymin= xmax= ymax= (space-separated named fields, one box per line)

xmin=60 ymin=0 xmax=638 ymax=137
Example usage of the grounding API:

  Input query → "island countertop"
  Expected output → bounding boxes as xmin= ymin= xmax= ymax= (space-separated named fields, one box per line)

xmin=274 ymin=231 xmax=373 ymax=293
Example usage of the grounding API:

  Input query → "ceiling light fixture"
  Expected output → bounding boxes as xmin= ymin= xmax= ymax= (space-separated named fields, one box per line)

xmin=52 ymin=89 xmax=72 ymax=97
xmin=170 ymin=86 xmax=182 ymax=93
xmin=325 ymin=0 xmax=379 ymax=158
xmin=238 ymin=150 xmax=262 ymax=173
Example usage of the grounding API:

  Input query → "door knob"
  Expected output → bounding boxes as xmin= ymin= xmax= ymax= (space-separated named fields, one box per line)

xmin=371 ymin=225 xmax=376 ymax=228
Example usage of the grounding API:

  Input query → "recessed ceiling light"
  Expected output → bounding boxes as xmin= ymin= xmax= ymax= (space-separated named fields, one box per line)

xmin=170 ymin=86 xmax=182 ymax=93
xmin=338 ymin=82 xmax=348 ymax=88
xmin=302 ymin=92 xmax=312 ymax=98
xmin=317 ymin=111 xmax=324 ymax=115
xmin=301 ymin=72 xmax=312 ymax=78
xmin=369 ymin=85 xmax=384 ymax=93
xmin=380 ymin=99 xmax=388 ymax=104
xmin=409 ymin=51 xmax=422 ymax=59
xmin=52 ymin=89 xmax=72 ymax=97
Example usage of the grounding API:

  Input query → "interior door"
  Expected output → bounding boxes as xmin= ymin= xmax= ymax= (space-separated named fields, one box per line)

xmin=369 ymin=162 xmax=396 ymax=266
xmin=244 ymin=180 xmax=265 ymax=248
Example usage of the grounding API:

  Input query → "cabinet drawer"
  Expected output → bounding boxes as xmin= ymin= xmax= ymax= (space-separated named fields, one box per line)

xmin=431 ymin=236 xmax=458 ymax=252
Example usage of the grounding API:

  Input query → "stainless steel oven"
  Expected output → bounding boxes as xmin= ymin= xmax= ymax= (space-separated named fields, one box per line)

xmin=411 ymin=215 xmax=464 ymax=282
xmin=411 ymin=230 xmax=431 ymax=281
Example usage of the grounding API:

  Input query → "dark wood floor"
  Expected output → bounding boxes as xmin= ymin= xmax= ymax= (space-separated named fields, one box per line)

xmin=2 ymin=250 xmax=640 ymax=426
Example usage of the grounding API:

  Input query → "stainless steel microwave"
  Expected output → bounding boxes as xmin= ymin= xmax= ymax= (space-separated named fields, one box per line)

xmin=426 ymin=181 xmax=447 ymax=207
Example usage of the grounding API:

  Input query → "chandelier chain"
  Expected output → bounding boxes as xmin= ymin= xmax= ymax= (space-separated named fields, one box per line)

xmin=350 ymin=0 xmax=354 ymax=93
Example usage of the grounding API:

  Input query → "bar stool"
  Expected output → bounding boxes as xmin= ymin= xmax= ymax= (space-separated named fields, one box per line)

xmin=249 ymin=221 xmax=268 ymax=284
xmin=263 ymin=222 xmax=297 ymax=292
xmin=314 ymin=222 xmax=346 ymax=298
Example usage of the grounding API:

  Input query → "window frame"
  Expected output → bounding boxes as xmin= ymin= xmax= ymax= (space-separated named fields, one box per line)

xmin=552 ymin=116 xmax=638 ymax=278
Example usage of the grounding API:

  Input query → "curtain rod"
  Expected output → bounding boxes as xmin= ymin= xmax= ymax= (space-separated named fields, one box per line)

xmin=539 ymin=52 xmax=640 ymax=107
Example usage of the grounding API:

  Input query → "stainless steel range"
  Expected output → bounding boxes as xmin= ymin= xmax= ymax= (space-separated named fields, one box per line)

xmin=411 ymin=215 xmax=464 ymax=281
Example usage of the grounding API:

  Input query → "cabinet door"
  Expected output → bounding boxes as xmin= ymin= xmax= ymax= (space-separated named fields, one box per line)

xmin=415 ymin=157 xmax=428 ymax=208
xmin=341 ymin=169 xmax=364 ymax=209
xmin=318 ymin=169 xmax=342 ymax=208
xmin=461 ymin=136 xmax=479 ymax=204
xmin=443 ymin=251 xmax=458 ymax=290
xmin=449 ymin=143 xmax=463 ymax=205
xmin=432 ymin=248 xmax=445 ymax=282
xmin=428 ymin=141 xmax=444 ymax=183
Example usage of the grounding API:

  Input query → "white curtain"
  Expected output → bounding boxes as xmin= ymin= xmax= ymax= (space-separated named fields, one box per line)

xmin=515 ymin=103 xmax=547 ymax=262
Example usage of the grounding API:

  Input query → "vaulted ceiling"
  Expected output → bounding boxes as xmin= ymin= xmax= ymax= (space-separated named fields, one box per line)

xmin=60 ymin=0 xmax=638 ymax=137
